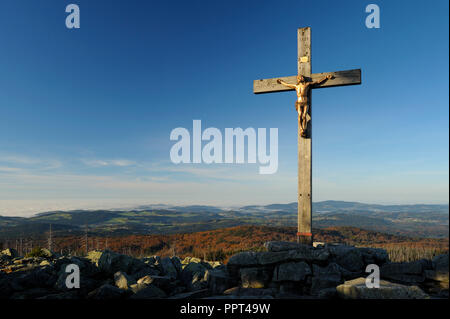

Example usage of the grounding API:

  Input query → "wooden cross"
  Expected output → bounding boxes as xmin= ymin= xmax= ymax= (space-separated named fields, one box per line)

xmin=253 ymin=27 xmax=361 ymax=245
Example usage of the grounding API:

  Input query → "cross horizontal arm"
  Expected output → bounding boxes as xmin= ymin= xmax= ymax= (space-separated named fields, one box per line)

xmin=253 ymin=69 xmax=361 ymax=94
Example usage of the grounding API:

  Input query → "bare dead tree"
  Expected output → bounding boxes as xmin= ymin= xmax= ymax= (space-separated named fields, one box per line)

xmin=84 ymin=224 xmax=88 ymax=254
xmin=48 ymin=224 xmax=53 ymax=252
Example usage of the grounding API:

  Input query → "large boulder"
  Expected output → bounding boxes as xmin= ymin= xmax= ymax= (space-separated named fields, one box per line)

xmin=264 ymin=241 xmax=308 ymax=252
xmin=180 ymin=262 xmax=208 ymax=291
xmin=86 ymin=250 xmax=145 ymax=276
xmin=54 ymin=256 xmax=99 ymax=292
xmin=228 ymin=247 xmax=329 ymax=268
xmin=131 ymin=265 xmax=160 ymax=280
xmin=227 ymin=252 xmax=259 ymax=267
xmin=137 ymin=275 xmax=172 ymax=291
xmin=311 ymin=263 xmax=344 ymax=295
xmin=327 ymin=245 xmax=364 ymax=273
xmin=142 ymin=256 xmax=158 ymax=265
xmin=336 ymin=277 xmax=429 ymax=299
xmin=159 ymin=257 xmax=178 ymax=279
xmin=39 ymin=248 xmax=54 ymax=259
xmin=206 ymin=268 xmax=231 ymax=294
xmin=240 ymin=267 xmax=272 ymax=288
xmin=1 ymin=248 xmax=18 ymax=258
xmin=272 ymin=262 xmax=311 ymax=282
xmin=13 ymin=266 xmax=57 ymax=289
xmin=381 ymin=260 xmax=427 ymax=284
xmin=426 ymin=254 xmax=449 ymax=283
xmin=114 ymin=271 xmax=136 ymax=290
xmin=182 ymin=256 xmax=202 ymax=265
xmin=312 ymin=263 xmax=343 ymax=282
xmin=311 ymin=277 xmax=341 ymax=296
xmin=171 ymin=256 xmax=183 ymax=275
xmin=358 ymin=247 xmax=389 ymax=265
xmin=425 ymin=254 xmax=449 ymax=297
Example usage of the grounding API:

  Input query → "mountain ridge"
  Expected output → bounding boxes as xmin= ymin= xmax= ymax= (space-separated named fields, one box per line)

xmin=0 ymin=201 xmax=447 ymax=239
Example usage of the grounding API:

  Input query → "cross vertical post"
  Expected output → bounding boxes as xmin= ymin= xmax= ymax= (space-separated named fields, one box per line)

xmin=297 ymin=27 xmax=312 ymax=245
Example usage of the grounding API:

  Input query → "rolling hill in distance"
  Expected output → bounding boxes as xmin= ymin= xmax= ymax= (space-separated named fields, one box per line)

xmin=0 ymin=201 xmax=448 ymax=239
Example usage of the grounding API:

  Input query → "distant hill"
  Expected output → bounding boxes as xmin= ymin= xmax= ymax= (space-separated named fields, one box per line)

xmin=0 ymin=201 xmax=447 ymax=239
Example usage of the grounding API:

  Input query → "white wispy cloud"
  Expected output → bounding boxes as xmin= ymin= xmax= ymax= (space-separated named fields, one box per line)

xmin=0 ymin=166 xmax=22 ymax=172
xmin=0 ymin=154 xmax=62 ymax=170
xmin=81 ymin=159 xmax=136 ymax=167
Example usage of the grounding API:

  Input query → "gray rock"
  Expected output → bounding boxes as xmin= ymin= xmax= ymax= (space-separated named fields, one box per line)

xmin=229 ymin=247 xmax=329 ymax=268
xmin=87 ymin=250 xmax=145 ymax=275
xmin=15 ymin=267 xmax=57 ymax=289
xmin=160 ymin=257 xmax=178 ymax=279
xmin=129 ymin=282 xmax=148 ymax=294
xmin=114 ymin=271 xmax=136 ymax=290
xmin=227 ymin=252 xmax=259 ymax=267
xmin=313 ymin=242 xmax=325 ymax=248
xmin=272 ymin=262 xmax=311 ymax=282
xmin=131 ymin=265 xmax=160 ymax=280
xmin=182 ymin=256 xmax=202 ymax=264
xmin=1 ymin=248 xmax=18 ymax=258
xmin=311 ymin=277 xmax=342 ymax=296
xmin=130 ymin=284 xmax=167 ymax=299
xmin=39 ymin=248 xmax=54 ymax=258
xmin=206 ymin=261 xmax=224 ymax=269
xmin=431 ymin=254 xmax=449 ymax=282
xmin=171 ymin=256 xmax=183 ymax=274
xmin=181 ymin=262 xmax=208 ymax=291
xmin=286 ymin=247 xmax=330 ymax=264
xmin=425 ymin=269 xmax=448 ymax=283
xmin=141 ymin=256 xmax=158 ymax=266
xmin=310 ymin=263 xmax=344 ymax=295
xmin=40 ymin=260 xmax=51 ymax=266
xmin=336 ymin=277 xmax=429 ymax=299
xmin=358 ymin=247 xmax=389 ymax=265
xmin=264 ymin=241 xmax=309 ymax=252
xmin=381 ymin=261 xmax=426 ymax=284
xmin=137 ymin=275 xmax=171 ymax=290
xmin=425 ymin=254 xmax=449 ymax=296
xmin=240 ymin=267 xmax=272 ymax=288
xmin=312 ymin=263 xmax=342 ymax=282
xmin=54 ymin=257 xmax=98 ymax=291
xmin=328 ymin=245 xmax=364 ymax=272
xmin=89 ymin=284 xmax=125 ymax=299
xmin=206 ymin=268 xmax=230 ymax=294
xmin=257 ymin=251 xmax=292 ymax=265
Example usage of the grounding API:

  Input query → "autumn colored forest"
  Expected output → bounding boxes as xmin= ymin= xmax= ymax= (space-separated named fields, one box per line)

xmin=4 ymin=226 xmax=447 ymax=263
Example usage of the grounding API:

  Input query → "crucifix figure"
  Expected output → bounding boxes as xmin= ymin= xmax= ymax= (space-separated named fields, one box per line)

xmin=253 ymin=27 xmax=362 ymax=245
xmin=277 ymin=74 xmax=333 ymax=137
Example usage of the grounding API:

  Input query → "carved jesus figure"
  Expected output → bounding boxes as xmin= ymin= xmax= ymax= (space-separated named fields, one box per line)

xmin=277 ymin=74 xmax=333 ymax=137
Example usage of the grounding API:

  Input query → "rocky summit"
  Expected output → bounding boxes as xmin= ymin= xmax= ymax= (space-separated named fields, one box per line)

xmin=0 ymin=243 xmax=448 ymax=299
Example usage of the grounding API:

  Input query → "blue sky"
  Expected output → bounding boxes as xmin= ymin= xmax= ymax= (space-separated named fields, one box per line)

xmin=0 ymin=0 xmax=448 ymax=215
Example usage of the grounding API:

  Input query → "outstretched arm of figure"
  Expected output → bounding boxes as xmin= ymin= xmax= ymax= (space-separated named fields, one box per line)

xmin=277 ymin=79 xmax=297 ymax=89
xmin=312 ymin=74 xmax=334 ymax=86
